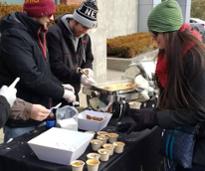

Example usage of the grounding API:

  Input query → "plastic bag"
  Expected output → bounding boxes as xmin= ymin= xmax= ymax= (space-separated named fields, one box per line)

xmin=55 ymin=105 xmax=79 ymax=131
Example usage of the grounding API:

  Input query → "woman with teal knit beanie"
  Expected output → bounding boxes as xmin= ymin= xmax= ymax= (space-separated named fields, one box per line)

xmin=125 ymin=0 xmax=205 ymax=170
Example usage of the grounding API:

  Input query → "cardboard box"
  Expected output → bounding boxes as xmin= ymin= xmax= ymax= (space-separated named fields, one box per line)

xmin=28 ymin=128 xmax=94 ymax=165
xmin=78 ymin=110 xmax=112 ymax=131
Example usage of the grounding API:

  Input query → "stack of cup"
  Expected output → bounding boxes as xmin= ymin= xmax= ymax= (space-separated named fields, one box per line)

xmin=102 ymin=143 xmax=114 ymax=156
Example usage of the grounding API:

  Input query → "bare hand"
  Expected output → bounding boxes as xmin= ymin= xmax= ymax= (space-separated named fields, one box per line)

xmin=30 ymin=104 xmax=50 ymax=121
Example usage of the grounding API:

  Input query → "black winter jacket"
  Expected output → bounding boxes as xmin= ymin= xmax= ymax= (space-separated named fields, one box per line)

xmin=156 ymin=52 xmax=205 ymax=166
xmin=0 ymin=12 xmax=64 ymax=127
xmin=47 ymin=14 xmax=94 ymax=95
xmin=0 ymin=96 xmax=10 ymax=128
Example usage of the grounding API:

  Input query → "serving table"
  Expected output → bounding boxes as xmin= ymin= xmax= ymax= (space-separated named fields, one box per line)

xmin=0 ymin=117 xmax=162 ymax=171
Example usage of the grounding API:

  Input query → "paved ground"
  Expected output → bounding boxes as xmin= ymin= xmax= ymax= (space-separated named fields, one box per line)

xmin=0 ymin=69 xmax=123 ymax=143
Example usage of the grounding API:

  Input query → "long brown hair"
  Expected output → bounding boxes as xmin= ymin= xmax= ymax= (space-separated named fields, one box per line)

xmin=159 ymin=30 xmax=205 ymax=110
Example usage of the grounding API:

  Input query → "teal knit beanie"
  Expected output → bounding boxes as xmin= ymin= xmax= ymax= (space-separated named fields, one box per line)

xmin=147 ymin=0 xmax=183 ymax=33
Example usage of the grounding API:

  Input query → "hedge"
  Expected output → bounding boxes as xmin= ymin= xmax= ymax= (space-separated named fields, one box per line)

xmin=0 ymin=3 xmax=79 ymax=18
xmin=107 ymin=32 xmax=157 ymax=58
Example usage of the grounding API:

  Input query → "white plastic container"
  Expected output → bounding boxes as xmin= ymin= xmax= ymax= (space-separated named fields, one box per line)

xmin=78 ymin=110 xmax=112 ymax=131
xmin=28 ymin=128 xmax=94 ymax=165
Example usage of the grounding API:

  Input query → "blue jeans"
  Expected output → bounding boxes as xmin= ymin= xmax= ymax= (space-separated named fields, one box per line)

xmin=176 ymin=164 xmax=205 ymax=171
xmin=3 ymin=126 xmax=35 ymax=143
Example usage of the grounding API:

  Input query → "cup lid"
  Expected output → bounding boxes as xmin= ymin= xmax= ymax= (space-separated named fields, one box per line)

xmin=113 ymin=141 xmax=125 ymax=146
xmin=108 ymin=132 xmax=119 ymax=137
xmin=71 ymin=160 xmax=85 ymax=167
xmin=103 ymin=143 xmax=113 ymax=149
xmin=98 ymin=148 xmax=109 ymax=154
xmin=86 ymin=158 xmax=100 ymax=165
xmin=87 ymin=153 xmax=100 ymax=159
xmin=90 ymin=139 xmax=103 ymax=144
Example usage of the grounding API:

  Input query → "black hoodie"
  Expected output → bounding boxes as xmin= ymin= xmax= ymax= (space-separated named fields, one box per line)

xmin=47 ymin=14 xmax=94 ymax=96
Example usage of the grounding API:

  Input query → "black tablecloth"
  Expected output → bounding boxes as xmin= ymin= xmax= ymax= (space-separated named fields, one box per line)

xmin=0 ymin=119 xmax=162 ymax=171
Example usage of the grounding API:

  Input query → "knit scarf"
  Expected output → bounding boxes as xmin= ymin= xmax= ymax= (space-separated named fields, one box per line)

xmin=37 ymin=28 xmax=47 ymax=59
xmin=155 ymin=23 xmax=202 ymax=88
xmin=156 ymin=50 xmax=167 ymax=88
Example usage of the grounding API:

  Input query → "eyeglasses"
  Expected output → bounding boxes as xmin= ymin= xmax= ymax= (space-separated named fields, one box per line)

xmin=151 ymin=31 xmax=159 ymax=38
xmin=47 ymin=14 xmax=54 ymax=19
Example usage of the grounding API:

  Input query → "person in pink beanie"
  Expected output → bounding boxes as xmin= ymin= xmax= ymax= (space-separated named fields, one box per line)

xmin=0 ymin=0 xmax=76 ymax=142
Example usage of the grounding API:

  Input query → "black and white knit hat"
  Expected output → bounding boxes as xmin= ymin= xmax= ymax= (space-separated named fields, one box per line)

xmin=73 ymin=0 xmax=98 ymax=28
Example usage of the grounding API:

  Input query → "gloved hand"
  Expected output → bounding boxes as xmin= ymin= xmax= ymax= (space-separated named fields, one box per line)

xmin=135 ymin=74 xmax=150 ymax=89
xmin=0 ymin=85 xmax=17 ymax=107
xmin=135 ymin=74 xmax=154 ymax=92
xmin=63 ymin=89 xmax=76 ymax=103
xmin=62 ymin=84 xmax=75 ymax=93
xmin=139 ymin=89 xmax=150 ymax=101
xmin=81 ymin=74 xmax=96 ymax=87
xmin=116 ymin=121 xmax=137 ymax=134
xmin=81 ymin=68 xmax=94 ymax=78
xmin=127 ymin=108 xmax=158 ymax=131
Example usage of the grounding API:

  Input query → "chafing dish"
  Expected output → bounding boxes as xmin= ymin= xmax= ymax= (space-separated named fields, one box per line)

xmin=83 ymin=61 xmax=157 ymax=120
xmin=83 ymin=79 xmax=145 ymax=120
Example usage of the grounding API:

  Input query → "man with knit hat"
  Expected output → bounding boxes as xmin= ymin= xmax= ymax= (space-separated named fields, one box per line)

xmin=124 ymin=0 xmax=205 ymax=170
xmin=0 ymin=0 xmax=76 ymax=142
xmin=47 ymin=0 xmax=98 ymax=100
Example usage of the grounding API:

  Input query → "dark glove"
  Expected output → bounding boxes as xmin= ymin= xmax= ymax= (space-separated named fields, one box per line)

xmin=116 ymin=121 xmax=136 ymax=134
xmin=128 ymin=108 xmax=158 ymax=131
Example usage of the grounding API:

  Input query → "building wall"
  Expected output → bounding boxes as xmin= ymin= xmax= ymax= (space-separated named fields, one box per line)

xmin=100 ymin=0 xmax=138 ymax=39
xmin=138 ymin=0 xmax=161 ymax=32
xmin=90 ymin=0 xmax=139 ymax=82
xmin=177 ymin=0 xmax=191 ymax=23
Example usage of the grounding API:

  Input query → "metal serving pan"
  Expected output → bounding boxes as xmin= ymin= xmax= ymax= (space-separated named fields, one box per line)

xmin=90 ymin=80 xmax=137 ymax=93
